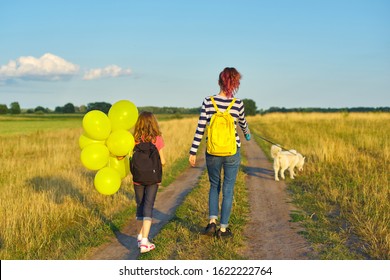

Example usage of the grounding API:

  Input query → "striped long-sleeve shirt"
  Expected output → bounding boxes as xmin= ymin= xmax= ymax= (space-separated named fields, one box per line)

xmin=190 ymin=95 xmax=250 ymax=155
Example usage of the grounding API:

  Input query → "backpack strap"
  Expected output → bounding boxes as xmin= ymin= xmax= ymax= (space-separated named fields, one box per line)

xmin=210 ymin=96 xmax=236 ymax=113
xmin=210 ymin=96 xmax=220 ymax=113
xmin=226 ymin=98 xmax=236 ymax=112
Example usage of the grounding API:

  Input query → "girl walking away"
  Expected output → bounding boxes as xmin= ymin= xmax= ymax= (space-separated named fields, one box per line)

xmin=131 ymin=111 xmax=166 ymax=253
xmin=189 ymin=67 xmax=250 ymax=238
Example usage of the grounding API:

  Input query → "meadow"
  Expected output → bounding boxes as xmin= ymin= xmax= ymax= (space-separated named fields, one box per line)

xmin=0 ymin=112 xmax=389 ymax=260
xmin=0 ymin=114 xmax=198 ymax=259
xmin=248 ymin=113 xmax=390 ymax=259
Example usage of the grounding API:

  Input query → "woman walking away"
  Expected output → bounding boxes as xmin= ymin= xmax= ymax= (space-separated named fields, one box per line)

xmin=131 ymin=111 xmax=166 ymax=253
xmin=189 ymin=67 xmax=250 ymax=238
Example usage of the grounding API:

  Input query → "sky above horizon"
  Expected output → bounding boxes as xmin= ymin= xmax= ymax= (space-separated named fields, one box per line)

xmin=1 ymin=0 xmax=389 ymax=110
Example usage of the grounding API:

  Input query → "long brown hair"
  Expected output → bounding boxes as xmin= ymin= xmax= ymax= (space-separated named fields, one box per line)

xmin=133 ymin=111 xmax=162 ymax=142
xmin=218 ymin=67 xmax=242 ymax=98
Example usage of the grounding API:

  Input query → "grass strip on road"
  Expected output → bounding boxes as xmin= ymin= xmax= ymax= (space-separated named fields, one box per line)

xmin=139 ymin=165 xmax=250 ymax=260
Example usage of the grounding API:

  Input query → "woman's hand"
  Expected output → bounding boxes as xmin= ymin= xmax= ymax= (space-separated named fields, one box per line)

xmin=189 ymin=155 xmax=196 ymax=167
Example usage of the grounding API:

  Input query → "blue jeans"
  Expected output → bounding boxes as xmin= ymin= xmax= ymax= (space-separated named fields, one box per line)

xmin=134 ymin=184 xmax=158 ymax=221
xmin=206 ymin=147 xmax=241 ymax=228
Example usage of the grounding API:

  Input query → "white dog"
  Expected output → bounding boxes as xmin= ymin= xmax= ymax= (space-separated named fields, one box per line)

xmin=271 ymin=145 xmax=305 ymax=181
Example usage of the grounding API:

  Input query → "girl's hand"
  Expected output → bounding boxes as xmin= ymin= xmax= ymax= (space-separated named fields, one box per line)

xmin=116 ymin=155 xmax=126 ymax=160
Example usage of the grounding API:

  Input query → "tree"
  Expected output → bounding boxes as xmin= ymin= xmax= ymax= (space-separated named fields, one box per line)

xmin=0 ymin=104 xmax=8 ymax=114
xmin=242 ymin=99 xmax=257 ymax=116
xmin=34 ymin=106 xmax=47 ymax=113
xmin=87 ymin=102 xmax=112 ymax=114
xmin=63 ymin=103 xmax=75 ymax=113
xmin=79 ymin=105 xmax=87 ymax=113
xmin=10 ymin=102 xmax=21 ymax=114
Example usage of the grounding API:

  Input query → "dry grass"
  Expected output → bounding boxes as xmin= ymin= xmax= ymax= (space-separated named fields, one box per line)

xmin=248 ymin=112 xmax=390 ymax=259
xmin=0 ymin=116 xmax=198 ymax=259
xmin=158 ymin=117 xmax=197 ymax=176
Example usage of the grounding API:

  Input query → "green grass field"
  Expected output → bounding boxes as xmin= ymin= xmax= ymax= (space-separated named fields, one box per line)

xmin=0 ymin=114 xmax=195 ymax=135
xmin=0 ymin=114 xmax=83 ymax=134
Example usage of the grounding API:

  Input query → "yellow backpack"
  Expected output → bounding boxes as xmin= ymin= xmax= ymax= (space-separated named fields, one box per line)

xmin=207 ymin=97 xmax=237 ymax=156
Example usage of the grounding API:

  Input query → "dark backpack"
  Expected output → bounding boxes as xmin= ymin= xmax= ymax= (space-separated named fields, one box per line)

xmin=130 ymin=141 xmax=162 ymax=185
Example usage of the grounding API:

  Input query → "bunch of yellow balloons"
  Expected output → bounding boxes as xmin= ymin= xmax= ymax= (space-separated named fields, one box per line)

xmin=79 ymin=100 xmax=138 ymax=195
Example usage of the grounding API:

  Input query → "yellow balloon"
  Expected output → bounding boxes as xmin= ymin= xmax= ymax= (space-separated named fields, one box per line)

xmin=80 ymin=143 xmax=109 ymax=170
xmin=108 ymin=100 xmax=138 ymax=131
xmin=79 ymin=133 xmax=105 ymax=149
xmin=94 ymin=167 xmax=121 ymax=195
xmin=108 ymin=155 xmax=130 ymax=179
xmin=82 ymin=110 xmax=111 ymax=140
xmin=106 ymin=130 xmax=135 ymax=156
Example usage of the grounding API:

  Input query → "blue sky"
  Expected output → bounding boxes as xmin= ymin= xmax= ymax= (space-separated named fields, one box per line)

xmin=0 ymin=0 xmax=389 ymax=110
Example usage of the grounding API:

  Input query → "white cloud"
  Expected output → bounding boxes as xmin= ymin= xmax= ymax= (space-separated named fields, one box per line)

xmin=0 ymin=53 xmax=132 ymax=83
xmin=83 ymin=65 xmax=132 ymax=80
xmin=0 ymin=53 xmax=79 ymax=81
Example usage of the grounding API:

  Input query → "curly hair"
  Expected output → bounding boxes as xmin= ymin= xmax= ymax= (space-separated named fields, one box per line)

xmin=218 ymin=67 xmax=242 ymax=98
xmin=133 ymin=111 xmax=162 ymax=143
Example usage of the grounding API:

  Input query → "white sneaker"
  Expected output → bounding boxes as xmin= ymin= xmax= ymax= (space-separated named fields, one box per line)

xmin=137 ymin=234 xmax=143 ymax=248
xmin=140 ymin=241 xmax=155 ymax=253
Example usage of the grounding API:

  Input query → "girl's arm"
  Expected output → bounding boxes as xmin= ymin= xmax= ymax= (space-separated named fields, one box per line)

xmin=159 ymin=147 xmax=166 ymax=166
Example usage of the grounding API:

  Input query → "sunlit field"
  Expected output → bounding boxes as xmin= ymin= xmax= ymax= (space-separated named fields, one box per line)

xmin=0 ymin=115 xmax=197 ymax=259
xmin=2 ymin=112 xmax=388 ymax=260
xmin=248 ymin=113 xmax=390 ymax=259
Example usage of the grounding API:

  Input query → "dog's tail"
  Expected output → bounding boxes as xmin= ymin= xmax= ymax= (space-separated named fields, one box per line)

xmin=271 ymin=145 xmax=282 ymax=158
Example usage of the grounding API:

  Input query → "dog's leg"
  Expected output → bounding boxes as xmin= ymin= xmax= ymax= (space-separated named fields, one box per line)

xmin=273 ymin=160 xmax=279 ymax=181
xmin=289 ymin=167 xmax=295 ymax=179
xmin=280 ymin=167 xmax=287 ymax=180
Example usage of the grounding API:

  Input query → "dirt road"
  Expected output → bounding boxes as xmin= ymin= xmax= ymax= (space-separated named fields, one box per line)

xmin=240 ymin=138 xmax=312 ymax=259
xmin=88 ymin=139 xmax=312 ymax=260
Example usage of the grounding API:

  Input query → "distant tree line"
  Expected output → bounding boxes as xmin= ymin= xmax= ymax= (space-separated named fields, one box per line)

xmin=83 ymin=99 xmax=259 ymax=116
xmin=1 ymin=100 xmax=388 ymax=116
xmin=0 ymin=102 xmax=87 ymax=114
xmin=0 ymin=99 xmax=259 ymax=116
xmin=82 ymin=102 xmax=201 ymax=115
xmin=260 ymin=107 xmax=390 ymax=114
